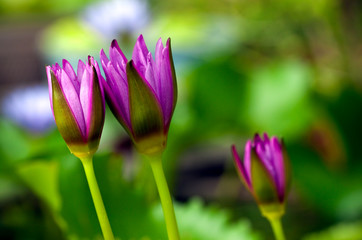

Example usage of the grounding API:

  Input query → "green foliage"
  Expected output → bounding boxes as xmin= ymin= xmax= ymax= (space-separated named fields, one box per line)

xmin=152 ymin=199 xmax=262 ymax=240
xmin=0 ymin=119 xmax=30 ymax=164
xmin=1 ymin=0 xmax=362 ymax=238
xmin=243 ymin=60 xmax=315 ymax=138
xmin=302 ymin=222 xmax=362 ymax=240
xmin=16 ymin=161 xmax=61 ymax=213
xmin=39 ymin=17 xmax=103 ymax=64
xmin=187 ymin=57 xmax=247 ymax=132
xmin=1 ymin=152 xmax=261 ymax=239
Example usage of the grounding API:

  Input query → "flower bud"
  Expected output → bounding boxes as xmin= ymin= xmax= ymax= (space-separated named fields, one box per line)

xmin=46 ymin=57 xmax=105 ymax=158
xmin=100 ymin=35 xmax=177 ymax=155
xmin=231 ymin=133 xmax=291 ymax=217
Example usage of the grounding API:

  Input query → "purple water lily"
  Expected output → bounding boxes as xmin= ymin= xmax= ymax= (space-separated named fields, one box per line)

xmin=100 ymin=35 xmax=177 ymax=155
xmin=231 ymin=133 xmax=291 ymax=205
xmin=46 ymin=56 xmax=105 ymax=157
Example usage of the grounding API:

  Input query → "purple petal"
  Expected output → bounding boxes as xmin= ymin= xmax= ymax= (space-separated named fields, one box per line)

xmin=88 ymin=56 xmax=105 ymax=96
xmin=77 ymin=60 xmax=86 ymax=86
xmin=231 ymin=143 xmax=252 ymax=190
xmin=101 ymin=47 xmax=132 ymax=131
xmin=271 ymin=137 xmax=285 ymax=199
xmin=62 ymin=59 xmax=79 ymax=93
xmin=110 ymin=39 xmax=128 ymax=64
xmin=59 ymin=69 xmax=86 ymax=137
xmin=144 ymin=52 xmax=158 ymax=96
xmin=54 ymin=63 xmax=61 ymax=72
xmin=79 ymin=67 xmax=92 ymax=138
xmin=243 ymin=140 xmax=252 ymax=187
xmin=46 ymin=66 xmax=53 ymax=110
xmin=154 ymin=38 xmax=163 ymax=88
xmin=132 ymin=34 xmax=149 ymax=75
xmin=159 ymin=44 xmax=174 ymax=127
xmin=107 ymin=62 xmax=131 ymax=127
xmin=253 ymin=133 xmax=263 ymax=147
xmin=100 ymin=49 xmax=112 ymax=82
xmin=103 ymin=80 xmax=132 ymax=131
xmin=51 ymin=64 xmax=62 ymax=81
xmin=100 ymin=49 xmax=110 ymax=67
xmin=255 ymin=141 xmax=275 ymax=178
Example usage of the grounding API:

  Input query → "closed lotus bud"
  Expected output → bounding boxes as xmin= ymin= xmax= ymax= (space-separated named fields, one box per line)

xmin=100 ymin=35 xmax=177 ymax=155
xmin=231 ymin=133 xmax=291 ymax=218
xmin=46 ymin=57 xmax=105 ymax=158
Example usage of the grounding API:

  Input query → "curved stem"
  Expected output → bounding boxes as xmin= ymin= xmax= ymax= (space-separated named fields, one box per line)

xmin=148 ymin=155 xmax=180 ymax=240
xmin=80 ymin=156 xmax=115 ymax=240
xmin=267 ymin=216 xmax=286 ymax=240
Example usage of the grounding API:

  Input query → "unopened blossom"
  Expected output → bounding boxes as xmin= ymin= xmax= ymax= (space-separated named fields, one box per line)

xmin=231 ymin=133 xmax=291 ymax=216
xmin=46 ymin=57 xmax=105 ymax=158
xmin=100 ymin=35 xmax=177 ymax=155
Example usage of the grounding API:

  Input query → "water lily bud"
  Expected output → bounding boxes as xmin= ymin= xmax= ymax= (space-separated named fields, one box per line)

xmin=46 ymin=57 xmax=105 ymax=158
xmin=232 ymin=133 xmax=291 ymax=218
xmin=100 ymin=35 xmax=177 ymax=155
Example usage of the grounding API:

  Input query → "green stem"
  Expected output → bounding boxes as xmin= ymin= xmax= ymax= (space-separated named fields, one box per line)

xmin=148 ymin=155 xmax=180 ymax=240
xmin=80 ymin=156 xmax=115 ymax=240
xmin=267 ymin=216 xmax=286 ymax=240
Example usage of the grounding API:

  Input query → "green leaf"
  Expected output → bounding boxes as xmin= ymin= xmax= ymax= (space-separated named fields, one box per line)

xmin=16 ymin=160 xmax=61 ymax=212
xmin=0 ymin=119 xmax=31 ymax=163
xmin=152 ymin=199 xmax=262 ymax=240
xmin=302 ymin=221 xmax=362 ymax=240
xmin=244 ymin=60 xmax=315 ymax=138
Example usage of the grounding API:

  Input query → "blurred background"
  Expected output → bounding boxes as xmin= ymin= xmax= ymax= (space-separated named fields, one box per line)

xmin=0 ymin=0 xmax=361 ymax=239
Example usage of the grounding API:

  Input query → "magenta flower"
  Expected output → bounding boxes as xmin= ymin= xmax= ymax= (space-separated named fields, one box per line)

xmin=100 ymin=35 xmax=177 ymax=155
xmin=231 ymin=133 xmax=291 ymax=214
xmin=46 ymin=57 xmax=105 ymax=158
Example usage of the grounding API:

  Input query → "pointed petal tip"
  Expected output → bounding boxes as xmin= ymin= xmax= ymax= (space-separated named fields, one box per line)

xmin=271 ymin=136 xmax=281 ymax=145
xmin=111 ymin=39 xmax=118 ymax=48
xmin=244 ymin=139 xmax=252 ymax=150
xmin=231 ymin=144 xmax=238 ymax=157
xmin=78 ymin=59 xmax=85 ymax=66
xmin=136 ymin=34 xmax=146 ymax=46
xmin=100 ymin=48 xmax=106 ymax=55
xmin=231 ymin=144 xmax=241 ymax=167
xmin=62 ymin=59 xmax=70 ymax=68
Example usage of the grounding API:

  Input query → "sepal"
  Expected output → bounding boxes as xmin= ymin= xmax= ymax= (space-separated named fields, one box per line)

xmin=126 ymin=60 xmax=166 ymax=155
xmin=250 ymin=149 xmax=279 ymax=205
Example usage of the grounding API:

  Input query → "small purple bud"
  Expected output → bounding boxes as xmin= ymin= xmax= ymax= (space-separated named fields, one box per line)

xmin=46 ymin=57 xmax=105 ymax=158
xmin=232 ymin=133 xmax=291 ymax=217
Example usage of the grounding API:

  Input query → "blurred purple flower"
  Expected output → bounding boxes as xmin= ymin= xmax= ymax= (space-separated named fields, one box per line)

xmin=81 ymin=0 xmax=150 ymax=38
xmin=46 ymin=57 xmax=105 ymax=157
xmin=100 ymin=35 xmax=177 ymax=155
xmin=231 ymin=133 xmax=291 ymax=208
xmin=2 ymin=85 xmax=54 ymax=133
